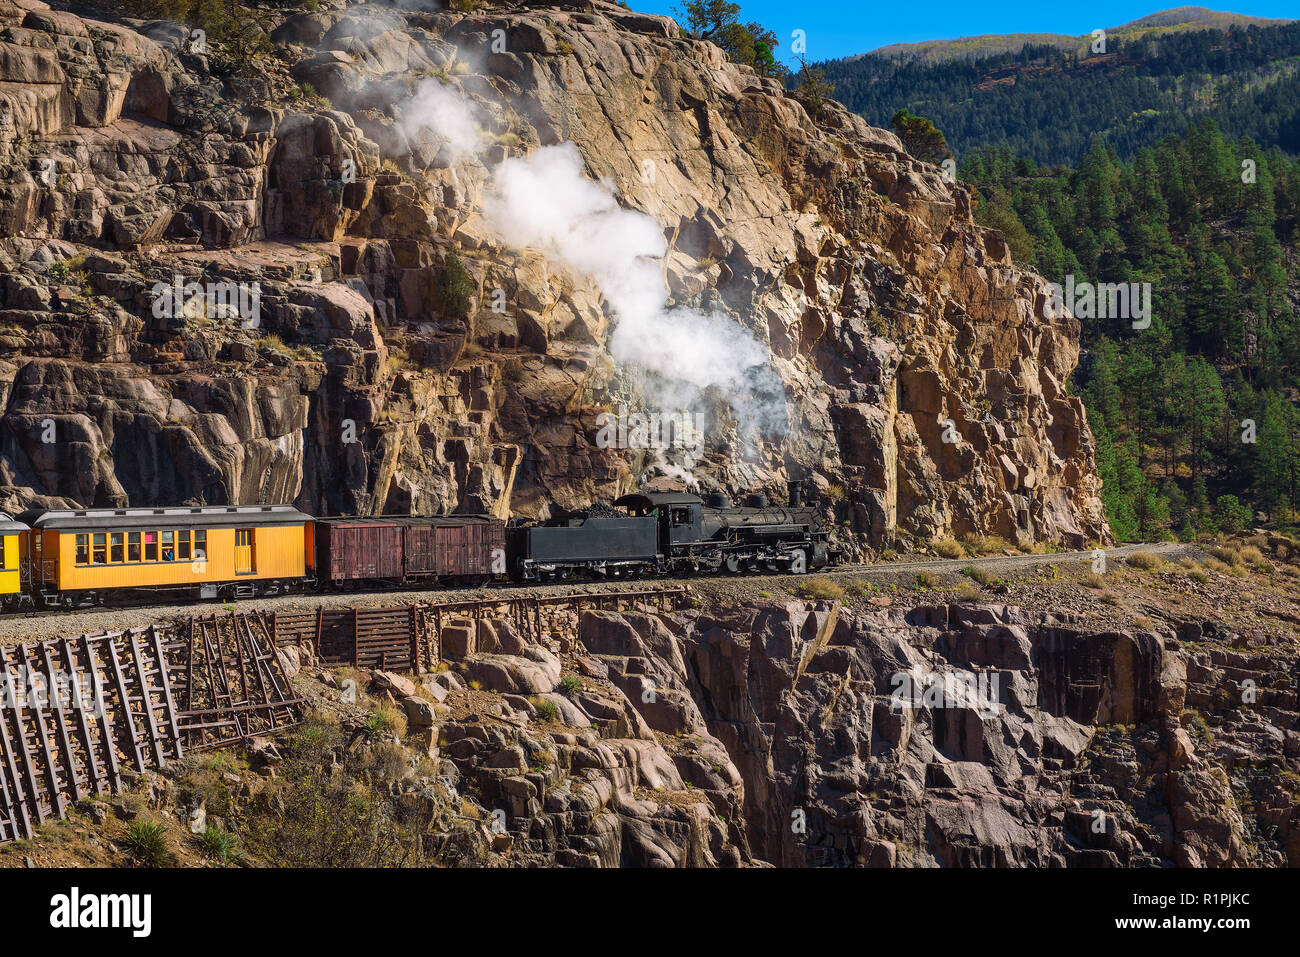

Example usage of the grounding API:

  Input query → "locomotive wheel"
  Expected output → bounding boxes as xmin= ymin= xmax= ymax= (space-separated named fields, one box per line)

xmin=725 ymin=555 xmax=741 ymax=574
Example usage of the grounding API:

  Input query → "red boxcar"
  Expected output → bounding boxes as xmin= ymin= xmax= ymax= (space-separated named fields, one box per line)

xmin=314 ymin=515 xmax=504 ymax=585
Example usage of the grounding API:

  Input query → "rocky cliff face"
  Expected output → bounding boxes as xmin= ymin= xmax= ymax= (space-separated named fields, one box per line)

xmin=0 ymin=0 xmax=1109 ymax=551
xmin=344 ymin=596 xmax=1279 ymax=868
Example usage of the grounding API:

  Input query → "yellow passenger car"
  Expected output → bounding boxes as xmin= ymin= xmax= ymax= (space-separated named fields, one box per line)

xmin=19 ymin=505 xmax=313 ymax=607
xmin=0 ymin=512 xmax=30 ymax=608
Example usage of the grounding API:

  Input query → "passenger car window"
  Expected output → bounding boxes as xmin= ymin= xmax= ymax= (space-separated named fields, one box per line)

xmin=128 ymin=532 xmax=140 ymax=562
xmin=92 ymin=533 xmax=106 ymax=565
xmin=110 ymin=533 xmax=124 ymax=563
xmin=75 ymin=534 xmax=89 ymax=565
xmin=178 ymin=530 xmax=191 ymax=560
xmin=162 ymin=531 xmax=174 ymax=561
xmin=144 ymin=531 xmax=157 ymax=561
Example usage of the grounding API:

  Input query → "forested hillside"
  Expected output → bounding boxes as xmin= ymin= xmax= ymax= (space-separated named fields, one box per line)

xmin=960 ymin=125 xmax=1300 ymax=540
xmin=819 ymin=22 xmax=1300 ymax=165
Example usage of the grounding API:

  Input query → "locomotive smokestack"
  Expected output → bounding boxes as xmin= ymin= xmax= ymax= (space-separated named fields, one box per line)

xmin=788 ymin=480 xmax=802 ymax=507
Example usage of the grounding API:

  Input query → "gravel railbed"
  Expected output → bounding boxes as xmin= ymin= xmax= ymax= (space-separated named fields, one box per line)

xmin=0 ymin=541 xmax=1190 ymax=645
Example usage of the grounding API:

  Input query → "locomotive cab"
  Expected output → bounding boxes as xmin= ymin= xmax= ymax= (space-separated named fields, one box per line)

xmin=664 ymin=502 xmax=703 ymax=546
xmin=615 ymin=493 xmax=704 ymax=546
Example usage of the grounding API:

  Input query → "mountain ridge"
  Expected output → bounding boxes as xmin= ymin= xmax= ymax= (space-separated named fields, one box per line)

xmin=860 ymin=5 xmax=1295 ymax=65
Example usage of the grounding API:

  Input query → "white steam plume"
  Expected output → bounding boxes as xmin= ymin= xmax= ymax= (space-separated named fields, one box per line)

xmin=392 ymin=77 xmax=787 ymax=450
xmin=396 ymin=77 xmax=482 ymax=165
xmin=481 ymin=143 xmax=787 ymax=444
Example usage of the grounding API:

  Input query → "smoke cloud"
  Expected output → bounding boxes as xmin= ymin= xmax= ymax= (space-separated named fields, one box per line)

xmin=396 ymin=77 xmax=482 ymax=165
xmin=481 ymin=143 xmax=787 ymax=445
xmin=394 ymin=78 xmax=788 ymax=451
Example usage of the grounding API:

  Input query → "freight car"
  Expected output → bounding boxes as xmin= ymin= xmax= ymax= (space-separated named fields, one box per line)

xmin=315 ymin=515 xmax=506 ymax=588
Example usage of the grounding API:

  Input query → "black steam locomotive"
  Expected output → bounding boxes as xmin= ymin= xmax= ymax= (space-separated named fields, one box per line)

xmin=508 ymin=489 xmax=833 ymax=581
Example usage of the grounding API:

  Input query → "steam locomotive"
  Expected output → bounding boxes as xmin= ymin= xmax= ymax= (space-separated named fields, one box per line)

xmin=0 ymin=486 xmax=833 ymax=609
xmin=509 ymin=490 xmax=832 ymax=580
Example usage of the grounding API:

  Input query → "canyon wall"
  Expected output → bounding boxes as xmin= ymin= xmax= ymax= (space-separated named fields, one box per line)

xmin=0 ymin=0 xmax=1109 ymax=552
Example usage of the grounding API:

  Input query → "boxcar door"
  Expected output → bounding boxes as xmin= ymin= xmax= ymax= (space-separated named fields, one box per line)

xmin=404 ymin=526 xmax=435 ymax=577
xmin=234 ymin=528 xmax=255 ymax=574
xmin=434 ymin=524 xmax=472 ymax=576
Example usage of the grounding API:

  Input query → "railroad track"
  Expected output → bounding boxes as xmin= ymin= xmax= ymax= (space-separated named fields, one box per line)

xmin=824 ymin=541 xmax=1187 ymax=577
xmin=0 ymin=542 xmax=1187 ymax=638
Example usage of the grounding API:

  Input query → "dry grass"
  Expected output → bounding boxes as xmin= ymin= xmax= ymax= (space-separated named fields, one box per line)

xmin=1126 ymin=550 xmax=1163 ymax=570
xmin=363 ymin=703 xmax=407 ymax=738
xmin=962 ymin=565 xmax=992 ymax=586
xmin=795 ymin=576 xmax=845 ymax=600
xmin=960 ymin=533 xmax=1013 ymax=556
xmin=952 ymin=581 xmax=983 ymax=602
xmin=255 ymin=333 xmax=290 ymax=355
xmin=1023 ymin=540 xmax=1062 ymax=555
xmin=1208 ymin=545 xmax=1241 ymax=564
xmin=843 ymin=578 xmax=878 ymax=598
xmin=932 ymin=538 xmax=965 ymax=559
xmin=529 ymin=696 xmax=559 ymax=722
xmin=1231 ymin=543 xmax=1275 ymax=574
xmin=360 ymin=740 xmax=410 ymax=784
xmin=1083 ymin=572 xmax=1106 ymax=589
xmin=1201 ymin=557 xmax=1232 ymax=575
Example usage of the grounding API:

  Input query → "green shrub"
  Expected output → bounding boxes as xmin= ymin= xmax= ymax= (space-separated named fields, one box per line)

xmin=437 ymin=250 xmax=476 ymax=318
xmin=123 ymin=821 xmax=171 ymax=867
xmin=195 ymin=825 xmax=239 ymax=864
xmin=1214 ymin=494 xmax=1250 ymax=534
xmin=243 ymin=761 xmax=416 ymax=867
xmin=558 ymin=674 xmax=582 ymax=696
xmin=363 ymin=703 xmax=407 ymax=738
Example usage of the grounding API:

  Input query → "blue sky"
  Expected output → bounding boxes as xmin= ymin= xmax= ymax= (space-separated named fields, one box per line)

xmin=630 ymin=2 xmax=1299 ymax=64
